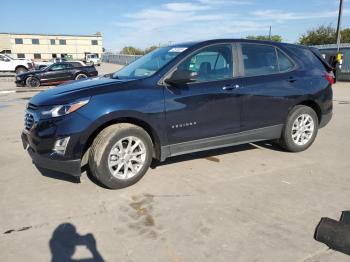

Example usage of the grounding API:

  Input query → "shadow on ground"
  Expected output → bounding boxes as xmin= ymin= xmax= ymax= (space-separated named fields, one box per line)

xmin=49 ymin=223 xmax=104 ymax=262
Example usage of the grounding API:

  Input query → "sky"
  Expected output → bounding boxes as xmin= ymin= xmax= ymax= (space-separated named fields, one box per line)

xmin=1 ymin=0 xmax=350 ymax=51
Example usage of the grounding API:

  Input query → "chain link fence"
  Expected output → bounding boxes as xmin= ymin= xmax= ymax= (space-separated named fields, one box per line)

xmin=102 ymin=53 xmax=142 ymax=65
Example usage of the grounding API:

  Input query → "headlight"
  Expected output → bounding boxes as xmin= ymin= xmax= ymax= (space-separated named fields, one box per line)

xmin=41 ymin=98 xmax=90 ymax=118
xmin=16 ymin=76 xmax=21 ymax=80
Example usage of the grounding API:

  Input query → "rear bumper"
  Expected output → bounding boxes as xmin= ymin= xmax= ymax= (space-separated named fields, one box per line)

xmin=319 ymin=112 xmax=332 ymax=128
xmin=22 ymin=132 xmax=81 ymax=177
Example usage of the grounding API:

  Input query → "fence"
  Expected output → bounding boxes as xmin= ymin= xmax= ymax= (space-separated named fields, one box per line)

xmin=102 ymin=53 xmax=142 ymax=65
xmin=314 ymin=44 xmax=350 ymax=81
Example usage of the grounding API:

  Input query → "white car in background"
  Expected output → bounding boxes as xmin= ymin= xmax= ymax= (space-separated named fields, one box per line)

xmin=35 ymin=59 xmax=86 ymax=70
xmin=0 ymin=54 xmax=34 ymax=74
xmin=85 ymin=54 xmax=101 ymax=66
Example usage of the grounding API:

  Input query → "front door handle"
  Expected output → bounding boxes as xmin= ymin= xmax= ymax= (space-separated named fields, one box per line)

xmin=223 ymin=84 xmax=240 ymax=91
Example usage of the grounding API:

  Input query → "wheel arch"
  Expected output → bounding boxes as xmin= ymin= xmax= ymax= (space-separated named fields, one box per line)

xmin=82 ymin=116 xmax=162 ymax=162
xmin=15 ymin=65 xmax=27 ymax=71
xmin=74 ymin=71 xmax=88 ymax=78
xmin=297 ymin=100 xmax=322 ymax=124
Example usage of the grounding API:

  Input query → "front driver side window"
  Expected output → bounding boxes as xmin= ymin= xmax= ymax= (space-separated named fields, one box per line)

xmin=177 ymin=44 xmax=233 ymax=82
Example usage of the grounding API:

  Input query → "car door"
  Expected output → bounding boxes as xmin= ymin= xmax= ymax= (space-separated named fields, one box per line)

xmin=163 ymin=43 xmax=241 ymax=154
xmin=236 ymin=43 xmax=299 ymax=132
xmin=43 ymin=63 xmax=72 ymax=83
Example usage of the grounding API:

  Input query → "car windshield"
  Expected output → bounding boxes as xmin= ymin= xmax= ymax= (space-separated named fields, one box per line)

xmin=112 ymin=46 xmax=188 ymax=80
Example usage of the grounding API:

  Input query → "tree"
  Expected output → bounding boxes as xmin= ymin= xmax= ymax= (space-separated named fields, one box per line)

xmin=144 ymin=45 xmax=158 ymax=54
xmin=299 ymin=25 xmax=336 ymax=45
xmin=340 ymin=28 xmax=350 ymax=43
xmin=120 ymin=46 xmax=144 ymax=55
xmin=246 ymin=35 xmax=282 ymax=42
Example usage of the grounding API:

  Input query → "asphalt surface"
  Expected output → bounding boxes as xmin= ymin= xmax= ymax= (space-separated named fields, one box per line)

xmin=0 ymin=74 xmax=349 ymax=261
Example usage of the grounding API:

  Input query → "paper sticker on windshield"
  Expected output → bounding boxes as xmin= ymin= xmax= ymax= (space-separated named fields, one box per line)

xmin=169 ymin=47 xmax=187 ymax=53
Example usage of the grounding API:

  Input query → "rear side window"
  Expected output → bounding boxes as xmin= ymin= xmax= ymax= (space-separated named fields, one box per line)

xmin=241 ymin=44 xmax=278 ymax=77
xmin=277 ymin=49 xmax=294 ymax=72
xmin=69 ymin=62 xmax=81 ymax=67
xmin=288 ymin=46 xmax=325 ymax=71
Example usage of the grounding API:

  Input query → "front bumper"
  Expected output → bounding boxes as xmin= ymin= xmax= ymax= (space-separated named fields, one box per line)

xmin=15 ymin=79 xmax=25 ymax=87
xmin=22 ymin=131 xmax=81 ymax=177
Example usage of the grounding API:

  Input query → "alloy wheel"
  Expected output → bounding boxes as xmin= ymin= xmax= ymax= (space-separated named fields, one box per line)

xmin=291 ymin=114 xmax=315 ymax=146
xmin=107 ymin=136 xmax=146 ymax=180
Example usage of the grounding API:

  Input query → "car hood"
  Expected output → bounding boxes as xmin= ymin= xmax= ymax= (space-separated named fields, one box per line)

xmin=30 ymin=76 xmax=133 ymax=106
xmin=18 ymin=70 xmax=43 ymax=78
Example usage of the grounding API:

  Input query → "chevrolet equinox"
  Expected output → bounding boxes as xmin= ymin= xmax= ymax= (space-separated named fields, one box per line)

xmin=21 ymin=39 xmax=333 ymax=189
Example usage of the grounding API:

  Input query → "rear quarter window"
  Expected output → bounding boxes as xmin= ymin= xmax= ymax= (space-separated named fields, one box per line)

xmin=288 ymin=46 xmax=326 ymax=71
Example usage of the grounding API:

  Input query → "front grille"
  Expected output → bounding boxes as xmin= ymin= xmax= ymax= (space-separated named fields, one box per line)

xmin=24 ymin=112 xmax=34 ymax=131
xmin=27 ymin=103 xmax=38 ymax=111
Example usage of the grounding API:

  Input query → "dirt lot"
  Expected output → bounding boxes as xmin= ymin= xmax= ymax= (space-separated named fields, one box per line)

xmin=0 ymin=73 xmax=349 ymax=261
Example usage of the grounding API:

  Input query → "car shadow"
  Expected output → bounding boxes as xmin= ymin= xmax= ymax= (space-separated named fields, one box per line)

xmin=150 ymin=143 xmax=259 ymax=168
xmin=252 ymin=140 xmax=286 ymax=152
xmin=49 ymin=223 xmax=105 ymax=262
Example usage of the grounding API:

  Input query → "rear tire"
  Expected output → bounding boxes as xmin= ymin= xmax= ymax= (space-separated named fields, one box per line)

xmin=15 ymin=66 xmax=28 ymax=74
xmin=25 ymin=76 xmax=40 ymax=88
xmin=88 ymin=123 xmax=153 ymax=189
xmin=279 ymin=105 xmax=318 ymax=152
xmin=75 ymin=73 xmax=88 ymax=80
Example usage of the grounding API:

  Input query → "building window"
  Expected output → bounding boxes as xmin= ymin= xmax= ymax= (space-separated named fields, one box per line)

xmin=52 ymin=54 xmax=57 ymax=58
xmin=34 ymin=53 xmax=41 ymax=59
xmin=15 ymin=38 xmax=23 ymax=44
xmin=59 ymin=39 xmax=66 ymax=45
xmin=50 ymin=39 xmax=56 ymax=45
xmin=17 ymin=53 xmax=25 ymax=59
xmin=32 ymin=39 xmax=40 ymax=45
xmin=91 ymin=40 xmax=98 ymax=45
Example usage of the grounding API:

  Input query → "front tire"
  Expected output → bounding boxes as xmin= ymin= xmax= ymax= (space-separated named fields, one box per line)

xmin=89 ymin=123 xmax=153 ymax=189
xmin=279 ymin=105 xmax=318 ymax=152
xmin=25 ymin=76 xmax=40 ymax=88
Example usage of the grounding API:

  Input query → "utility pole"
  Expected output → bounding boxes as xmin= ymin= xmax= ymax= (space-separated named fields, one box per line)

xmin=269 ymin=26 xmax=272 ymax=40
xmin=336 ymin=0 xmax=344 ymax=53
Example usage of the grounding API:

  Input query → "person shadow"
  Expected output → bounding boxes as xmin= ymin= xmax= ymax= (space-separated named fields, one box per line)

xmin=49 ymin=223 xmax=104 ymax=262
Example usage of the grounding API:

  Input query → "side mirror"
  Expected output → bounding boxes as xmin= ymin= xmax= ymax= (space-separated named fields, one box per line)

xmin=104 ymin=73 xmax=112 ymax=78
xmin=4 ymin=58 xmax=10 ymax=62
xmin=165 ymin=69 xmax=196 ymax=86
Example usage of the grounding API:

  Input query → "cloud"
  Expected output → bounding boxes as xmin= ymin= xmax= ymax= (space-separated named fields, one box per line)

xmin=163 ymin=2 xmax=211 ymax=12
xmin=108 ymin=0 xmax=350 ymax=49
xmin=251 ymin=9 xmax=350 ymax=22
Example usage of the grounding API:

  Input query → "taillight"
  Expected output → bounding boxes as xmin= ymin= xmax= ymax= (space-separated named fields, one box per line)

xmin=325 ymin=72 xmax=335 ymax=85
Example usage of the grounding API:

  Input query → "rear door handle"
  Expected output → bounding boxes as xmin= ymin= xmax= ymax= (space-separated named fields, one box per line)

xmin=288 ymin=77 xmax=297 ymax=83
xmin=223 ymin=84 xmax=240 ymax=91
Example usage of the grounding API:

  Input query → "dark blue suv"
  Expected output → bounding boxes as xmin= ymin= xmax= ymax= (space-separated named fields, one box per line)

xmin=21 ymin=39 xmax=333 ymax=189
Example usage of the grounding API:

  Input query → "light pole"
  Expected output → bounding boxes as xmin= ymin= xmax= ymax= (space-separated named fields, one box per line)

xmin=336 ymin=0 xmax=344 ymax=54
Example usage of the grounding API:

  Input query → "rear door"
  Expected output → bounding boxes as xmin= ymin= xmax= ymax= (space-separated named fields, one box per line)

xmin=236 ymin=43 xmax=300 ymax=131
xmin=164 ymin=43 xmax=241 ymax=151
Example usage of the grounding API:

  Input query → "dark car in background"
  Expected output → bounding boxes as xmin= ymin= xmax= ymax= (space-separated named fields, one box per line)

xmin=21 ymin=39 xmax=333 ymax=189
xmin=16 ymin=62 xmax=98 ymax=87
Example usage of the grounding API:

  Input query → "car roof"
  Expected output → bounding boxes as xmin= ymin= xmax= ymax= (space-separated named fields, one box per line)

xmin=171 ymin=39 xmax=304 ymax=49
